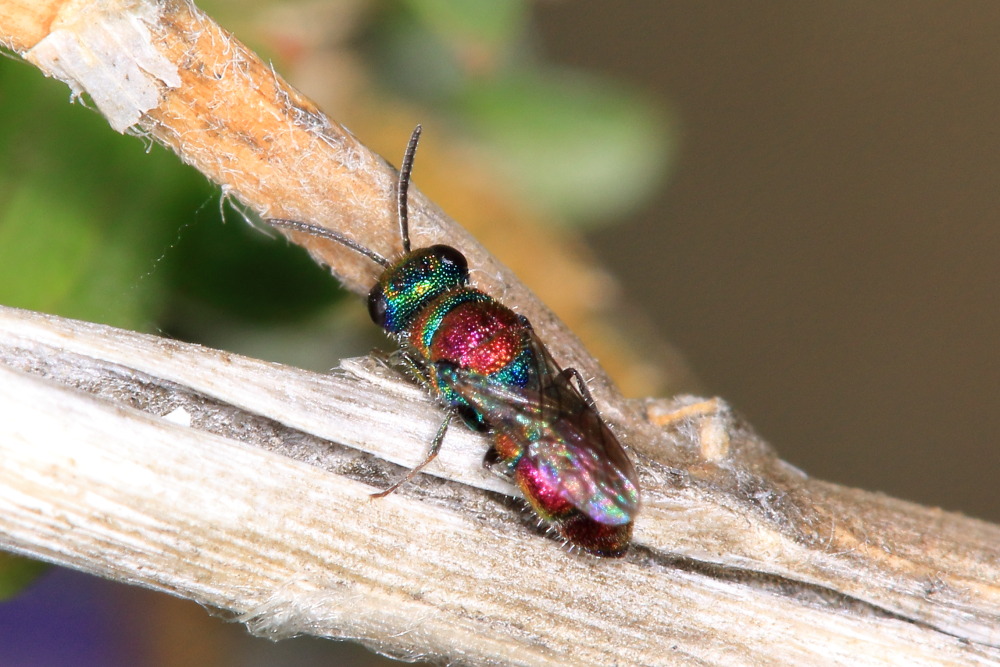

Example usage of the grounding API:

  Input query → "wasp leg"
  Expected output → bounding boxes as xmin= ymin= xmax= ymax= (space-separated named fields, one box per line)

xmin=560 ymin=367 xmax=598 ymax=410
xmin=482 ymin=445 xmax=501 ymax=468
xmin=481 ymin=445 xmax=517 ymax=481
xmin=371 ymin=347 xmax=424 ymax=377
xmin=397 ymin=349 xmax=436 ymax=388
xmin=370 ymin=412 xmax=453 ymax=498
xmin=368 ymin=348 xmax=395 ymax=367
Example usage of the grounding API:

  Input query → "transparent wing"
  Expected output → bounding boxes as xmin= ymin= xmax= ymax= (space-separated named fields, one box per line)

xmin=436 ymin=332 xmax=639 ymax=525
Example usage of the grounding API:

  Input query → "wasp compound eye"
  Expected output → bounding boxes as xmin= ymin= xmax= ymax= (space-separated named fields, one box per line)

xmin=368 ymin=283 xmax=389 ymax=329
xmin=428 ymin=245 xmax=469 ymax=283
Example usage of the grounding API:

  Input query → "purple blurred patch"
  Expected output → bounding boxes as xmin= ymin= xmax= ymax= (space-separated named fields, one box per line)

xmin=0 ymin=566 xmax=141 ymax=667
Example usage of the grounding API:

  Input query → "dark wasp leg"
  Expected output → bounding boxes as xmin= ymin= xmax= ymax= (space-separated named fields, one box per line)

xmin=560 ymin=367 xmax=598 ymax=411
xmin=370 ymin=413 xmax=453 ymax=498
xmin=482 ymin=445 xmax=502 ymax=469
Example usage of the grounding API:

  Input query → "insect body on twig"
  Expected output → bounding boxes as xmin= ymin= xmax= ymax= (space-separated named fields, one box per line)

xmin=269 ymin=126 xmax=640 ymax=557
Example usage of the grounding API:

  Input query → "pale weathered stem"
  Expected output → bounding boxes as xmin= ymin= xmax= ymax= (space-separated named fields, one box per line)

xmin=1 ymin=306 xmax=999 ymax=666
xmin=1 ymin=1 xmax=999 ymax=665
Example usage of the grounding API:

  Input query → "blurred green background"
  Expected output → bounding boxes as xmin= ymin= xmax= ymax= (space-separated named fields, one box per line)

xmin=2 ymin=1 xmax=999 ymax=665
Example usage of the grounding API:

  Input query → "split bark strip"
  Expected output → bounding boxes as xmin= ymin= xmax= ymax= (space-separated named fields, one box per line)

xmin=1 ymin=306 xmax=999 ymax=666
xmin=0 ymin=1 xmax=998 ymax=664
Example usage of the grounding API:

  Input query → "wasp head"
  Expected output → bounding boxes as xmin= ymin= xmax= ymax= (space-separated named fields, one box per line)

xmin=368 ymin=245 xmax=469 ymax=333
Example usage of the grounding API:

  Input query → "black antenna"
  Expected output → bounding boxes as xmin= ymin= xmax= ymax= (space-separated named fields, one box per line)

xmin=397 ymin=124 xmax=422 ymax=253
xmin=267 ymin=218 xmax=391 ymax=268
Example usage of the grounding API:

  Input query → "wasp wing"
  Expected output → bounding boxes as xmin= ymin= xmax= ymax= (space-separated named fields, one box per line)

xmin=435 ymin=332 xmax=639 ymax=526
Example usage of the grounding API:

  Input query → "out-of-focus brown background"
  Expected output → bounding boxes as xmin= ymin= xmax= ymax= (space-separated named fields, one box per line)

xmin=538 ymin=1 xmax=1000 ymax=525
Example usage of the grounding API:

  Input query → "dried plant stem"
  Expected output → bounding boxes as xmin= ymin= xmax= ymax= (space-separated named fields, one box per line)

xmin=0 ymin=1 xmax=999 ymax=665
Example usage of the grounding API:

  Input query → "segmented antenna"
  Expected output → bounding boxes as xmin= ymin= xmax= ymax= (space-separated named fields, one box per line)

xmin=267 ymin=218 xmax=391 ymax=268
xmin=397 ymin=124 xmax=422 ymax=253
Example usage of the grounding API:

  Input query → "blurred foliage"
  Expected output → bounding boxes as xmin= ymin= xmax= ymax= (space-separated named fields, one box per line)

xmin=455 ymin=73 xmax=669 ymax=224
xmin=0 ymin=59 xmax=195 ymax=331
xmin=0 ymin=554 xmax=47 ymax=600
xmin=366 ymin=0 xmax=674 ymax=226
xmin=0 ymin=58 xmax=341 ymax=332
xmin=402 ymin=0 xmax=526 ymax=48
xmin=162 ymin=209 xmax=342 ymax=324
xmin=0 ymin=56 xmax=355 ymax=354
